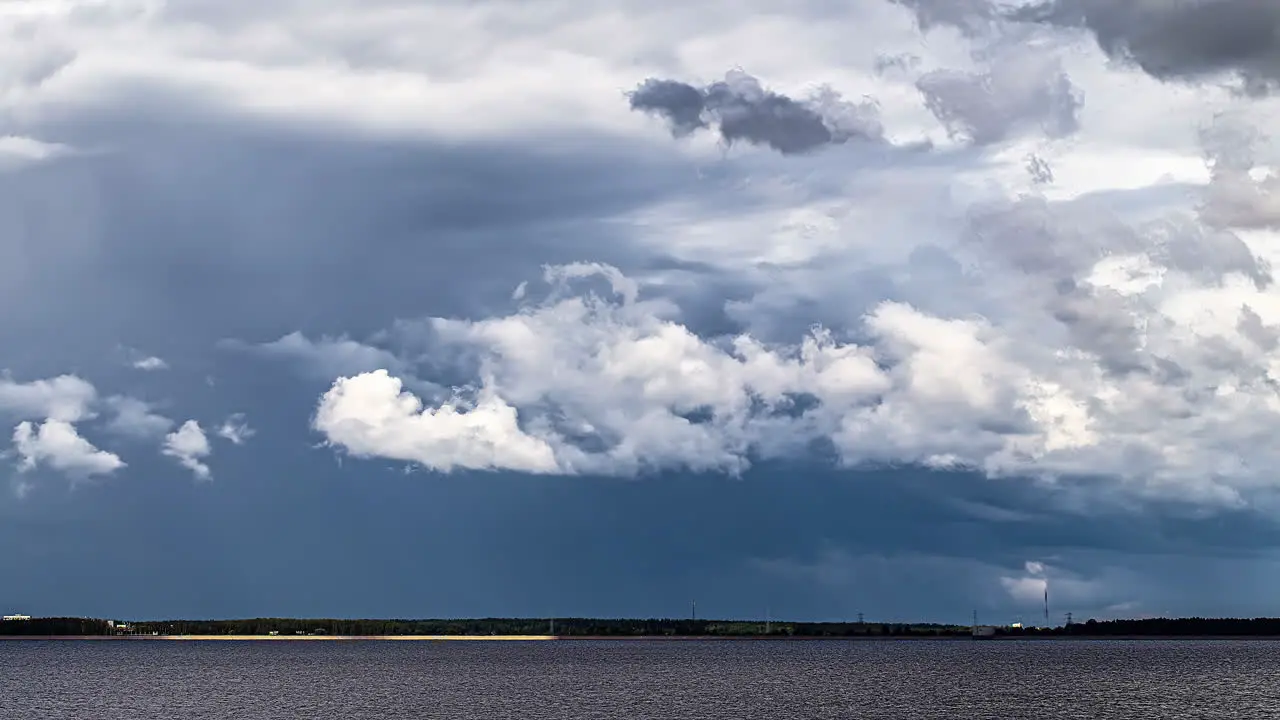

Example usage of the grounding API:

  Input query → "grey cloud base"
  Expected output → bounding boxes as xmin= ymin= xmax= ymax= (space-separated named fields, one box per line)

xmin=1013 ymin=0 xmax=1280 ymax=93
xmin=629 ymin=70 xmax=885 ymax=155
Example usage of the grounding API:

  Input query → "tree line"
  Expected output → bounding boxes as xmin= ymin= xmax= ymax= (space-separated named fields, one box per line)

xmin=131 ymin=618 xmax=975 ymax=637
xmin=0 ymin=618 xmax=113 ymax=636
xmin=3 ymin=617 xmax=968 ymax=637
xmin=10 ymin=616 xmax=1280 ymax=637
xmin=1058 ymin=617 xmax=1280 ymax=636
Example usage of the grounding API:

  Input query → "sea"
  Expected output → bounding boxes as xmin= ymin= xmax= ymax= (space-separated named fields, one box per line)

xmin=4 ymin=638 xmax=1280 ymax=719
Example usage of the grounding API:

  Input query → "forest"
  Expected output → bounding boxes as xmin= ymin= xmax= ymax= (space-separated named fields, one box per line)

xmin=2 ymin=617 xmax=968 ymax=637
xmin=7 ymin=616 xmax=1280 ymax=637
xmin=124 ymin=618 xmax=973 ymax=637
xmin=0 ymin=617 xmax=114 ymax=636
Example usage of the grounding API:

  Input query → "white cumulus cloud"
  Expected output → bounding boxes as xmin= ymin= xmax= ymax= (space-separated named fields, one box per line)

xmin=216 ymin=413 xmax=255 ymax=445
xmin=131 ymin=356 xmax=168 ymax=371
xmin=314 ymin=370 xmax=560 ymax=474
xmin=299 ymin=242 xmax=1280 ymax=506
xmin=163 ymin=420 xmax=212 ymax=480
xmin=12 ymin=419 xmax=124 ymax=477
xmin=0 ymin=374 xmax=97 ymax=423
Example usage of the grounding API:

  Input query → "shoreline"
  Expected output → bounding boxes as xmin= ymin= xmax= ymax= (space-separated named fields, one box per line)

xmin=5 ymin=634 xmax=1280 ymax=642
xmin=0 ymin=635 xmax=558 ymax=641
xmin=1 ymin=634 xmax=986 ymax=641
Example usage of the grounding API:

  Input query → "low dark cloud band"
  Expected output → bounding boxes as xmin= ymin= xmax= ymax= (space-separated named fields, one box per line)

xmin=629 ymin=70 xmax=884 ymax=155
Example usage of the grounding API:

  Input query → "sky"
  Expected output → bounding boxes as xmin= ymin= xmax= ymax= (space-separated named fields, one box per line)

xmin=5 ymin=0 xmax=1280 ymax=625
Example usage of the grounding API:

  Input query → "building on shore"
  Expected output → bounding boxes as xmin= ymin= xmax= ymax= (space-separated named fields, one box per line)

xmin=2 ymin=614 xmax=31 ymax=621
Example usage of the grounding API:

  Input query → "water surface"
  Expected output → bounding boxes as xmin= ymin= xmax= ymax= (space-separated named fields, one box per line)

xmin=4 ymin=639 xmax=1279 ymax=718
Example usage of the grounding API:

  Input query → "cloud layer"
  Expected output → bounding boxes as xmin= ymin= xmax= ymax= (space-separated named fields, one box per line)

xmin=0 ymin=370 xmax=245 ymax=490
xmin=1015 ymin=0 xmax=1280 ymax=94
xmin=311 ymin=221 xmax=1277 ymax=507
xmin=8 ymin=0 xmax=1280 ymax=511
xmin=629 ymin=70 xmax=885 ymax=154
xmin=8 ymin=0 xmax=1280 ymax=622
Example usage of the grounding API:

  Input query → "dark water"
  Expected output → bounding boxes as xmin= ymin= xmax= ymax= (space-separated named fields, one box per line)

xmin=4 ymin=639 xmax=1280 ymax=719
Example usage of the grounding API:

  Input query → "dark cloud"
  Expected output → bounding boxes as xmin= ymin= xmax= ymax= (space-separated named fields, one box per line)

xmin=629 ymin=70 xmax=884 ymax=155
xmin=1013 ymin=0 xmax=1280 ymax=94
xmin=889 ymin=0 xmax=998 ymax=36
xmin=896 ymin=0 xmax=1280 ymax=95
xmin=915 ymin=52 xmax=1083 ymax=145
xmin=0 ymin=110 xmax=772 ymax=375
xmin=1238 ymin=305 xmax=1280 ymax=352
xmin=1147 ymin=217 xmax=1273 ymax=289
xmin=873 ymin=52 xmax=922 ymax=75
xmin=628 ymin=79 xmax=709 ymax=136
xmin=882 ymin=1 xmax=1088 ymax=147
xmin=1026 ymin=153 xmax=1055 ymax=184
xmin=1197 ymin=117 xmax=1280 ymax=230
xmin=1048 ymin=279 xmax=1151 ymax=376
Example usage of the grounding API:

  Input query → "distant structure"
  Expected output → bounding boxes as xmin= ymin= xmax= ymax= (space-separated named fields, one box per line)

xmin=971 ymin=609 xmax=996 ymax=639
xmin=2 ymin=614 xmax=30 ymax=621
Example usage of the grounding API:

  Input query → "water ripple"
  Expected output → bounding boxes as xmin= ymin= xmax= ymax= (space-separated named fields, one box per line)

xmin=4 ymin=639 xmax=1280 ymax=719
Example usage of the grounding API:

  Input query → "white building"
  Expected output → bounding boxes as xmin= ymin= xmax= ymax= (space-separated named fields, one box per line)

xmin=2 ymin=614 xmax=31 ymax=621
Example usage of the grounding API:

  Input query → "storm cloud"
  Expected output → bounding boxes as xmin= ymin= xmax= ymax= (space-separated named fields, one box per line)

xmin=1013 ymin=0 xmax=1280 ymax=93
xmin=629 ymin=70 xmax=885 ymax=155
xmin=9 ymin=0 xmax=1280 ymax=624
xmin=889 ymin=0 xmax=999 ymax=36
